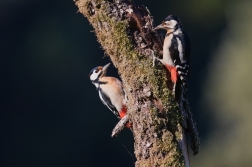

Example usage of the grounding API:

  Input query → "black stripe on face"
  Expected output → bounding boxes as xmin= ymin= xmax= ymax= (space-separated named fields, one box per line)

xmin=89 ymin=67 xmax=98 ymax=76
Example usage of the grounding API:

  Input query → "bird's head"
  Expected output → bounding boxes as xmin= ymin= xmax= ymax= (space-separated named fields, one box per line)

xmin=154 ymin=15 xmax=182 ymax=31
xmin=89 ymin=63 xmax=110 ymax=82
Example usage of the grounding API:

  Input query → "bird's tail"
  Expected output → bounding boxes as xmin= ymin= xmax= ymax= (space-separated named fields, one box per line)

xmin=174 ymin=79 xmax=182 ymax=102
xmin=178 ymin=84 xmax=200 ymax=156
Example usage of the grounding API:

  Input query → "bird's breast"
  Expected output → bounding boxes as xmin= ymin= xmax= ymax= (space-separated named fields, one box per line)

xmin=99 ymin=78 xmax=125 ymax=112
xmin=163 ymin=34 xmax=175 ymax=66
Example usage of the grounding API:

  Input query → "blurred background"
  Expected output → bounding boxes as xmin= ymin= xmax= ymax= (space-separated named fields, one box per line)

xmin=1 ymin=0 xmax=252 ymax=166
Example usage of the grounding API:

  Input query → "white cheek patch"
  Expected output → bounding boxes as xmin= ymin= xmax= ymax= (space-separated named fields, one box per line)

xmin=165 ymin=20 xmax=177 ymax=29
xmin=90 ymin=71 xmax=100 ymax=81
xmin=170 ymin=20 xmax=177 ymax=28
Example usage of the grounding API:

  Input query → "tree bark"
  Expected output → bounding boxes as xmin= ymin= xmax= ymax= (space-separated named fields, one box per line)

xmin=73 ymin=0 xmax=200 ymax=166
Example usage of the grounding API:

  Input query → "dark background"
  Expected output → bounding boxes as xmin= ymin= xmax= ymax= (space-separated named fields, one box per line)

xmin=1 ymin=0 xmax=252 ymax=167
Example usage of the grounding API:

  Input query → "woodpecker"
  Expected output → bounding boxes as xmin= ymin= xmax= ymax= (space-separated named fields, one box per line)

xmin=153 ymin=15 xmax=190 ymax=100
xmin=89 ymin=63 xmax=128 ymax=121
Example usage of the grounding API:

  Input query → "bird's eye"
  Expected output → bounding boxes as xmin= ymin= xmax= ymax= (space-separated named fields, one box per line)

xmin=164 ymin=21 xmax=170 ymax=25
xmin=95 ymin=70 xmax=98 ymax=73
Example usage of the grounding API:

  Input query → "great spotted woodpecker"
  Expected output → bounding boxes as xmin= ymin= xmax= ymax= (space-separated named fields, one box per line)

xmin=153 ymin=15 xmax=190 ymax=100
xmin=89 ymin=63 xmax=128 ymax=121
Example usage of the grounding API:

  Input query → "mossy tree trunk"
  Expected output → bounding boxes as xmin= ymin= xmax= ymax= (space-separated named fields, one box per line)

xmin=73 ymin=0 xmax=199 ymax=166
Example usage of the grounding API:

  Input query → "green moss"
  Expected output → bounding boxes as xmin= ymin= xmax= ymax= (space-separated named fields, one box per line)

xmin=77 ymin=0 xmax=186 ymax=166
xmin=90 ymin=2 xmax=175 ymax=104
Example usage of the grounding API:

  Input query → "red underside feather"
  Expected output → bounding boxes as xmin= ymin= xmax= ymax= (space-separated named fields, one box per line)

xmin=119 ymin=105 xmax=127 ymax=118
xmin=119 ymin=105 xmax=131 ymax=128
xmin=165 ymin=65 xmax=178 ymax=83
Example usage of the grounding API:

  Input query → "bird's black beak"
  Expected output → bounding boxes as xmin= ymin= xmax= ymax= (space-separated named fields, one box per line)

xmin=102 ymin=63 xmax=110 ymax=75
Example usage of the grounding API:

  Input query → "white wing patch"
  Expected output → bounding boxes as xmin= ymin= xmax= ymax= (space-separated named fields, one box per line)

xmin=176 ymin=37 xmax=185 ymax=63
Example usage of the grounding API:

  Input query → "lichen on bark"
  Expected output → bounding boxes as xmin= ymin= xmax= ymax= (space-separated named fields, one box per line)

xmin=74 ymin=0 xmax=199 ymax=166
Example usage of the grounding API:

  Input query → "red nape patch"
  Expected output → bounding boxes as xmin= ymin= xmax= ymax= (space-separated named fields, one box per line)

xmin=165 ymin=65 xmax=178 ymax=83
xmin=119 ymin=105 xmax=127 ymax=118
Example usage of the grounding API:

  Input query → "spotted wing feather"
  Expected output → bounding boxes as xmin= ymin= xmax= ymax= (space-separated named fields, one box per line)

xmin=173 ymin=31 xmax=190 ymax=89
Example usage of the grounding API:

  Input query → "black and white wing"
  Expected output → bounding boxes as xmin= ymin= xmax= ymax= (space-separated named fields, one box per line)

xmin=98 ymin=87 xmax=121 ymax=119
xmin=174 ymin=31 xmax=191 ymax=89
